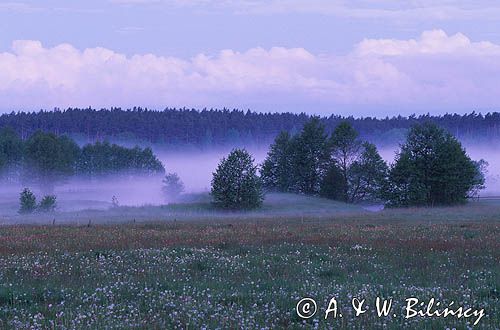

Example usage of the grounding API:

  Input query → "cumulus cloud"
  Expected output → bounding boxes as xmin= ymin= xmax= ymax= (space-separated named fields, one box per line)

xmin=0 ymin=30 xmax=499 ymax=115
xmin=357 ymin=30 xmax=500 ymax=56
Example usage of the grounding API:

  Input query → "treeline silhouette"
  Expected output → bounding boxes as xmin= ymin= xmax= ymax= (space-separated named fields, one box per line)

xmin=0 ymin=108 xmax=499 ymax=147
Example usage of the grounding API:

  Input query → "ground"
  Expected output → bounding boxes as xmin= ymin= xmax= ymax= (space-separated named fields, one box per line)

xmin=0 ymin=194 xmax=499 ymax=329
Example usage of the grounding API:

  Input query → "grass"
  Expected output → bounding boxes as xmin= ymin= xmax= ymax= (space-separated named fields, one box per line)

xmin=0 ymin=193 xmax=365 ymax=225
xmin=0 ymin=195 xmax=499 ymax=328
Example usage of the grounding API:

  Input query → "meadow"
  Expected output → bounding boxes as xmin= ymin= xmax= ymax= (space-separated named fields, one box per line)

xmin=0 ymin=194 xmax=499 ymax=329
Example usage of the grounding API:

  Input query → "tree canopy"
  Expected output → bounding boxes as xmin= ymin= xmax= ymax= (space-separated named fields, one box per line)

xmin=77 ymin=141 xmax=164 ymax=178
xmin=24 ymin=131 xmax=80 ymax=191
xmin=291 ymin=117 xmax=331 ymax=195
xmin=211 ymin=149 xmax=263 ymax=209
xmin=329 ymin=121 xmax=363 ymax=201
xmin=0 ymin=127 xmax=23 ymax=181
xmin=384 ymin=122 xmax=484 ymax=206
xmin=261 ymin=131 xmax=293 ymax=192
xmin=0 ymin=108 xmax=498 ymax=149
xmin=0 ymin=129 xmax=165 ymax=189
xmin=347 ymin=142 xmax=388 ymax=203
xmin=262 ymin=119 xmax=388 ymax=204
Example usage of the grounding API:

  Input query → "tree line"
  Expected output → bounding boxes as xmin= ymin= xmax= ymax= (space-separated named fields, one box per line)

xmin=211 ymin=119 xmax=485 ymax=209
xmin=0 ymin=128 xmax=165 ymax=191
xmin=1 ymin=108 xmax=499 ymax=148
xmin=260 ymin=118 xmax=391 ymax=203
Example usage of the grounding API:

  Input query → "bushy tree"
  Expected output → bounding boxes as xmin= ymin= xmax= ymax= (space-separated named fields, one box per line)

xmin=211 ymin=149 xmax=263 ymax=209
xmin=19 ymin=188 xmax=37 ymax=214
xmin=291 ymin=117 xmax=330 ymax=194
xmin=39 ymin=195 xmax=57 ymax=212
xmin=24 ymin=131 xmax=80 ymax=192
xmin=77 ymin=142 xmax=164 ymax=177
xmin=0 ymin=127 xmax=23 ymax=166
xmin=384 ymin=122 xmax=485 ymax=206
xmin=261 ymin=131 xmax=293 ymax=191
xmin=0 ymin=127 xmax=24 ymax=181
xmin=162 ymin=172 xmax=185 ymax=200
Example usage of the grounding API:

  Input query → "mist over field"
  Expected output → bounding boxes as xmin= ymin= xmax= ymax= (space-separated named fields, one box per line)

xmin=1 ymin=141 xmax=497 ymax=219
xmin=2 ymin=3 xmax=500 ymax=328
xmin=464 ymin=144 xmax=500 ymax=196
xmin=157 ymin=143 xmax=500 ymax=200
xmin=156 ymin=148 xmax=269 ymax=193
xmin=0 ymin=147 xmax=269 ymax=218
xmin=157 ymin=140 xmax=492 ymax=196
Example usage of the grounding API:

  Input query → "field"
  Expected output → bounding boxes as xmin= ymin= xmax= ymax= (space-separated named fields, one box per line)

xmin=0 ymin=194 xmax=499 ymax=329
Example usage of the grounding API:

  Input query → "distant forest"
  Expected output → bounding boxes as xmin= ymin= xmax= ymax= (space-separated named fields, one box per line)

xmin=0 ymin=108 xmax=498 ymax=148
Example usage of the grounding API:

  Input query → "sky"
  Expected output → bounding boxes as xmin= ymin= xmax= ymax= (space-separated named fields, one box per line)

xmin=1 ymin=0 xmax=500 ymax=117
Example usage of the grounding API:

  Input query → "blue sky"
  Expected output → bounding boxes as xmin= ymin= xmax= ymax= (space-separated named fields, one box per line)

xmin=2 ymin=1 xmax=500 ymax=116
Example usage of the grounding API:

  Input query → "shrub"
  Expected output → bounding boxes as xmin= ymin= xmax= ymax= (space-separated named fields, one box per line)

xmin=19 ymin=188 xmax=37 ymax=214
xmin=39 ymin=195 xmax=57 ymax=212
xmin=211 ymin=149 xmax=264 ymax=209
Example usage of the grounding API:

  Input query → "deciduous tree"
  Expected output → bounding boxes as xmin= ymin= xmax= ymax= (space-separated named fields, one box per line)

xmin=384 ymin=122 xmax=484 ymax=206
xmin=291 ymin=117 xmax=330 ymax=194
xmin=211 ymin=149 xmax=263 ymax=209
xmin=24 ymin=131 xmax=80 ymax=192
xmin=261 ymin=131 xmax=293 ymax=192
xmin=330 ymin=121 xmax=362 ymax=201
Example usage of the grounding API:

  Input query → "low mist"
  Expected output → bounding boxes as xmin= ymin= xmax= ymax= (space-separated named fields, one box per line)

xmin=0 ymin=147 xmax=269 ymax=217
xmin=1 ymin=143 xmax=499 ymax=218
xmin=156 ymin=148 xmax=268 ymax=193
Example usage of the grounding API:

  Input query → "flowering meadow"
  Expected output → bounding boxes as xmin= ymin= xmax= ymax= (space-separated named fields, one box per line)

xmin=0 ymin=204 xmax=499 ymax=329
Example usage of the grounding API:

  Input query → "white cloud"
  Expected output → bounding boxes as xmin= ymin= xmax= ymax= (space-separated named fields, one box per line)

xmin=0 ymin=30 xmax=499 ymax=115
xmin=357 ymin=30 xmax=500 ymax=56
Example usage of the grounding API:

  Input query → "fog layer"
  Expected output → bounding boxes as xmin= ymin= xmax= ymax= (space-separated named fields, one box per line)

xmin=1 ymin=144 xmax=498 ymax=217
